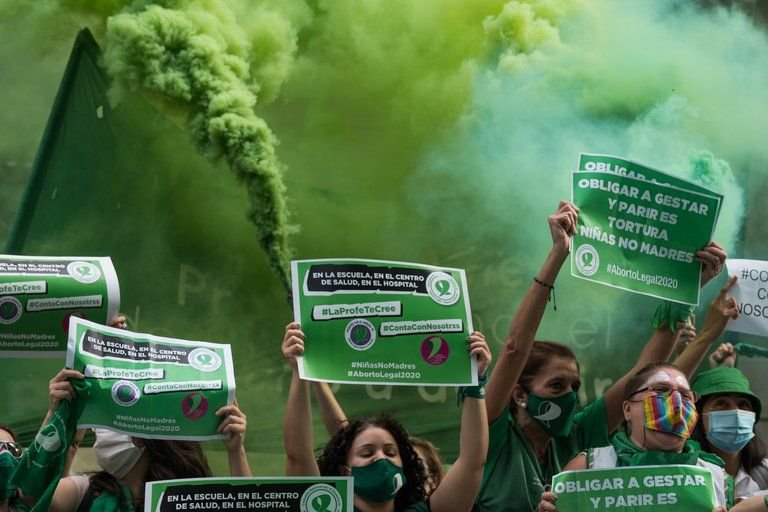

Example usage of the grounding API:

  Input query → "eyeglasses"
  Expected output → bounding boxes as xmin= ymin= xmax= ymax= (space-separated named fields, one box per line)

xmin=631 ymin=384 xmax=699 ymax=404
xmin=0 ymin=441 xmax=24 ymax=460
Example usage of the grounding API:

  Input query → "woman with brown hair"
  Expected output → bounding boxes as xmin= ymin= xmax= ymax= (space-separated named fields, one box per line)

xmin=474 ymin=200 xmax=728 ymax=511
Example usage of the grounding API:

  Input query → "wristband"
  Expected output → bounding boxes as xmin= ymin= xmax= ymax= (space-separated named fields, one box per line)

xmin=651 ymin=301 xmax=695 ymax=334
xmin=457 ymin=373 xmax=488 ymax=406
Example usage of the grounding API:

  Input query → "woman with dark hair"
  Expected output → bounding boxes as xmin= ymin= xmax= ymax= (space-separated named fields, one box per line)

xmin=474 ymin=200 xmax=729 ymax=511
xmin=1 ymin=424 xmax=26 ymax=512
xmin=283 ymin=325 xmax=491 ymax=511
xmin=537 ymin=361 xmax=734 ymax=510
xmin=35 ymin=370 xmax=250 ymax=511
xmin=312 ymin=381 xmax=446 ymax=497
xmin=692 ymin=366 xmax=768 ymax=503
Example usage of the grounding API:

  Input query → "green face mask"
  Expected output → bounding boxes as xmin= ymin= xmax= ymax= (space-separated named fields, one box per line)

xmin=350 ymin=458 xmax=407 ymax=503
xmin=526 ymin=391 xmax=579 ymax=437
xmin=0 ymin=451 xmax=20 ymax=500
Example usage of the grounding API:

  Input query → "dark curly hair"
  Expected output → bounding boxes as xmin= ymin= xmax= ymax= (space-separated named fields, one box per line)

xmin=89 ymin=438 xmax=212 ymax=509
xmin=317 ymin=413 xmax=426 ymax=509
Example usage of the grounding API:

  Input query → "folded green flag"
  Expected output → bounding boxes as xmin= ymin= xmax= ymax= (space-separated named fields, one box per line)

xmin=11 ymin=379 xmax=90 ymax=511
xmin=734 ymin=343 xmax=768 ymax=359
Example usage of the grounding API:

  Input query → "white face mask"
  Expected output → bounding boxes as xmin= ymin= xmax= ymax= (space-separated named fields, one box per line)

xmin=93 ymin=429 xmax=145 ymax=479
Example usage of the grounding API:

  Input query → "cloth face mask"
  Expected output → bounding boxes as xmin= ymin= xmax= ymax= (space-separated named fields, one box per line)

xmin=527 ymin=391 xmax=579 ymax=437
xmin=642 ymin=391 xmax=698 ymax=438
xmin=350 ymin=458 xmax=406 ymax=503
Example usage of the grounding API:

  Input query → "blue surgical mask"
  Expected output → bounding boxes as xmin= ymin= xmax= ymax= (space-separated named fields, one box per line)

xmin=706 ymin=409 xmax=756 ymax=453
xmin=350 ymin=458 xmax=406 ymax=503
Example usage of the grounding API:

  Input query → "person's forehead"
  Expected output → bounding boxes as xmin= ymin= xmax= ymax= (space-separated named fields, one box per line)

xmin=0 ymin=428 xmax=14 ymax=442
xmin=352 ymin=426 xmax=397 ymax=448
xmin=644 ymin=369 xmax=690 ymax=388
xmin=540 ymin=357 xmax=579 ymax=378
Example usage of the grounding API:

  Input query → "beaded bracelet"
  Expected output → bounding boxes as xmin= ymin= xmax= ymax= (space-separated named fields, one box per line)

xmin=534 ymin=276 xmax=557 ymax=311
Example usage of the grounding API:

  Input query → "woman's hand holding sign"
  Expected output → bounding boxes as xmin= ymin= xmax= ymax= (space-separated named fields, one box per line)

xmin=549 ymin=200 xmax=579 ymax=256
xmin=217 ymin=399 xmax=251 ymax=476
xmin=282 ymin=322 xmax=305 ymax=370
xmin=696 ymin=241 xmax=727 ymax=287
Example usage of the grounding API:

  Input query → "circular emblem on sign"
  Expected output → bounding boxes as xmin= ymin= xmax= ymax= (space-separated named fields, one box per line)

xmin=574 ymin=244 xmax=599 ymax=276
xmin=67 ymin=261 xmax=101 ymax=284
xmin=300 ymin=483 xmax=343 ymax=512
xmin=0 ymin=296 xmax=22 ymax=324
xmin=426 ymin=272 xmax=460 ymax=306
xmin=34 ymin=422 xmax=64 ymax=454
xmin=181 ymin=392 xmax=209 ymax=420
xmin=344 ymin=319 xmax=376 ymax=351
xmin=188 ymin=348 xmax=222 ymax=372
xmin=421 ymin=335 xmax=450 ymax=365
xmin=111 ymin=380 xmax=140 ymax=407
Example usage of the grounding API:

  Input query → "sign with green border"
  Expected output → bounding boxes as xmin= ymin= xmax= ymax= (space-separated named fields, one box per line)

xmin=145 ymin=477 xmax=354 ymax=512
xmin=67 ymin=317 xmax=235 ymax=440
xmin=0 ymin=254 xmax=120 ymax=356
xmin=551 ymin=465 xmax=717 ymax=511
xmin=571 ymin=171 xmax=720 ymax=305
xmin=291 ymin=258 xmax=476 ymax=386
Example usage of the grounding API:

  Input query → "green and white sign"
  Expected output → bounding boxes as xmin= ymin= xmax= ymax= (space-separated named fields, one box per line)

xmin=726 ymin=259 xmax=768 ymax=337
xmin=0 ymin=254 xmax=120 ymax=357
xmin=578 ymin=153 xmax=725 ymax=205
xmin=291 ymin=258 xmax=476 ymax=386
xmin=571 ymin=171 xmax=721 ymax=305
xmin=66 ymin=317 xmax=235 ymax=440
xmin=551 ymin=465 xmax=717 ymax=511
xmin=145 ymin=477 xmax=353 ymax=512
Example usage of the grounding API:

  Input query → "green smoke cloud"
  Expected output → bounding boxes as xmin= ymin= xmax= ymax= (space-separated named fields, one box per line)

xmin=103 ymin=1 xmax=296 ymax=289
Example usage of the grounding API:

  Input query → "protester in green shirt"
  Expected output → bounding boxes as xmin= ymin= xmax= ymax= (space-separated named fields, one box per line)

xmin=537 ymin=362 xmax=739 ymax=510
xmin=475 ymin=200 xmax=728 ymax=512
xmin=282 ymin=326 xmax=491 ymax=512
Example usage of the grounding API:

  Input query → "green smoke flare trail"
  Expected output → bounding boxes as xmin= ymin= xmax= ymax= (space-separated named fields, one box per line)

xmin=104 ymin=2 xmax=294 ymax=290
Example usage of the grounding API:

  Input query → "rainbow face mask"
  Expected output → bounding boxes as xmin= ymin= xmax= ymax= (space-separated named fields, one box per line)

xmin=641 ymin=391 xmax=698 ymax=438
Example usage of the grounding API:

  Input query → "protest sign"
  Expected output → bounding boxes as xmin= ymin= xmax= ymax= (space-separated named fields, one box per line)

xmin=726 ymin=259 xmax=768 ymax=337
xmin=571 ymin=171 xmax=721 ymax=305
xmin=578 ymin=153 xmax=725 ymax=207
xmin=551 ymin=465 xmax=717 ymax=511
xmin=145 ymin=477 xmax=353 ymax=512
xmin=0 ymin=254 xmax=120 ymax=356
xmin=291 ymin=258 xmax=476 ymax=386
xmin=66 ymin=317 xmax=235 ymax=440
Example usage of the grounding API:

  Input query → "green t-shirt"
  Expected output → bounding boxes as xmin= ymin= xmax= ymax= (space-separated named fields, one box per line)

xmin=473 ymin=397 xmax=609 ymax=512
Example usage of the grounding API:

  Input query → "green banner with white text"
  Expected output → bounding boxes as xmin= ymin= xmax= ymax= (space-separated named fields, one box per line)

xmin=67 ymin=317 xmax=235 ymax=440
xmin=291 ymin=258 xmax=476 ymax=386
xmin=0 ymin=254 xmax=120 ymax=356
xmin=551 ymin=465 xmax=717 ymax=511
xmin=145 ymin=477 xmax=354 ymax=512
xmin=571 ymin=171 xmax=721 ymax=304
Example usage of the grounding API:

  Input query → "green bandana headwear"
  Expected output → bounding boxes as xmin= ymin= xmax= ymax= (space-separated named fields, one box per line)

xmin=11 ymin=378 xmax=91 ymax=511
xmin=651 ymin=301 xmax=695 ymax=333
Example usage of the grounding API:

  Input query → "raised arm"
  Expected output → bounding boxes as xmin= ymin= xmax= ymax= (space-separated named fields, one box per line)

xmin=484 ymin=201 xmax=577 ymax=423
xmin=216 ymin=399 xmax=251 ymax=476
xmin=674 ymin=276 xmax=739 ymax=377
xmin=430 ymin=332 xmax=491 ymax=512
xmin=599 ymin=243 xmax=728 ymax=431
xmin=312 ymin=382 xmax=348 ymax=436
xmin=282 ymin=322 xmax=321 ymax=476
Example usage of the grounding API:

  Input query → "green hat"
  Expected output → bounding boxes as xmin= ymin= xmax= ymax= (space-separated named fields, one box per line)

xmin=691 ymin=367 xmax=761 ymax=419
